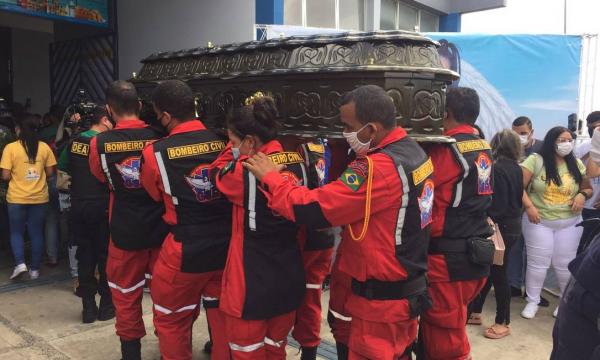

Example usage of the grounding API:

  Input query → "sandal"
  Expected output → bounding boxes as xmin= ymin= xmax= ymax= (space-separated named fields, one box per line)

xmin=467 ymin=313 xmax=482 ymax=325
xmin=484 ymin=324 xmax=511 ymax=339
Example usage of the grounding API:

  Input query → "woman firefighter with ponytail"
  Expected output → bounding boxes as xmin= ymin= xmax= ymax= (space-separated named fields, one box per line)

xmin=213 ymin=93 xmax=307 ymax=359
xmin=244 ymin=85 xmax=434 ymax=360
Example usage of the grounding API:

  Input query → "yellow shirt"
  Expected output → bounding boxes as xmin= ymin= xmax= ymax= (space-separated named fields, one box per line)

xmin=521 ymin=153 xmax=586 ymax=220
xmin=0 ymin=141 xmax=57 ymax=204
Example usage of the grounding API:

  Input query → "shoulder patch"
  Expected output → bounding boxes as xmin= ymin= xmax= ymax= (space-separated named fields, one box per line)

xmin=456 ymin=140 xmax=491 ymax=153
xmin=70 ymin=141 xmax=90 ymax=156
xmin=418 ymin=179 xmax=435 ymax=228
xmin=348 ymin=158 xmax=369 ymax=179
xmin=306 ymin=143 xmax=324 ymax=154
xmin=475 ymin=153 xmax=493 ymax=195
xmin=412 ymin=158 xmax=433 ymax=185
xmin=340 ymin=167 xmax=365 ymax=192
xmin=268 ymin=152 xmax=304 ymax=166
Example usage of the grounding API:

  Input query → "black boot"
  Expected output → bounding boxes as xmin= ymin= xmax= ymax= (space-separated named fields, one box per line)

xmin=97 ymin=295 xmax=115 ymax=321
xmin=301 ymin=346 xmax=318 ymax=360
xmin=120 ymin=338 xmax=141 ymax=360
xmin=336 ymin=342 xmax=349 ymax=360
xmin=81 ymin=297 xmax=98 ymax=324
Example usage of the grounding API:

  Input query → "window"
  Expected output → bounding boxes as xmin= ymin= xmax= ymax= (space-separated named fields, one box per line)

xmin=420 ymin=10 xmax=439 ymax=32
xmin=306 ymin=0 xmax=336 ymax=28
xmin=379 ymin=1 xmax=439 ymax=33
xmin=380 ymin=0 xmax=397 ymax=30
xmin=339 ymin=0 xmax=365 ymax=31
xmin=283 ymin=0 xmax=365 ymax=31
xmin=284 ymin=0 xmax=303 ymax=26
xmin=397 ymin=2 xmax=418 ymax=31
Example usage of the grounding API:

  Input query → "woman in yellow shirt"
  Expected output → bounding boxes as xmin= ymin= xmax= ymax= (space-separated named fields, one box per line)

xmin=0 ymin=114 xmax=56 ymax=280
xmin=520 ymin=126 xmax=592 ymax=319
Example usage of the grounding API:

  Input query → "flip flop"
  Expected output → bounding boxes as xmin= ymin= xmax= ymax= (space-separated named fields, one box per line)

xmin=467 ymin=313 xmax=482 ymax=325
xmin=484 ymin=324 xmax=511 ymax=339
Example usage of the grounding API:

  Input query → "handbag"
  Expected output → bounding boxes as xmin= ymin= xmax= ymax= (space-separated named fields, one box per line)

xmin=489 ymin=221 xmax=506 ymax=266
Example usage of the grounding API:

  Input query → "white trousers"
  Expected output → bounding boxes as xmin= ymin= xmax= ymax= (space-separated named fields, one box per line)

xmin=522 ymin=214 xmax=582 ymax=304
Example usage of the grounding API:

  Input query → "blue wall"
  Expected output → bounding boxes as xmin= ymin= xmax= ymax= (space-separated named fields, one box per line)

xmin=439 ymin=13 xmax=461 ymax=32
xmin=256 ymin=0 xmax=283 ymax=25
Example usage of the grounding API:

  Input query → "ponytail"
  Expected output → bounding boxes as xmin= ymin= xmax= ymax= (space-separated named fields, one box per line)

xmin=15 ymin=114 xmax=40 ymax=163
xmin=227 ymin=94 xmax=279 ymax=143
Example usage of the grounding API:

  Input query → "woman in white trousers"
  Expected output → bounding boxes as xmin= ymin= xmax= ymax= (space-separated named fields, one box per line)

xmin=521 ymin=126 xmax=592 ymax=319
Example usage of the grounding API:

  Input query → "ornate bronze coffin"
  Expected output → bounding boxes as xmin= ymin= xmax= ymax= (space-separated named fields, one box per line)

xmin=131 ymin=31 xmax=458 ymax=139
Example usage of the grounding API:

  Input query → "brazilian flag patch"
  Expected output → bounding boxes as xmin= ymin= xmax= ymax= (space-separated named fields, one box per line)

xmin=340 ymin=168 xmax=365 ymax=192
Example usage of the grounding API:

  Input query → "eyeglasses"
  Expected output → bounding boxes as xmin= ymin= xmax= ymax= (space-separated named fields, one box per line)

xmin=556 ymin=138 xmax=574 ymax=144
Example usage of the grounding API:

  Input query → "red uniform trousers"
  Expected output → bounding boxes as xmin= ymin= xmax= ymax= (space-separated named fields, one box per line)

xmin=348 ymin=317 xmax=418 ymax=360
xmin=327 ymin=255 xmax=352 ymax=346
xmin=292 ymin=248 xmax=333 ymax=347
xmin=225 ymin=311 xmax=296 ymax=360
xmin=151 ymin=235 xmax=228 ymax=360
xmin=420 ymin=279 xmax=486 ymax=360
xmin=106 ymin=240 xmax=159 ymax=340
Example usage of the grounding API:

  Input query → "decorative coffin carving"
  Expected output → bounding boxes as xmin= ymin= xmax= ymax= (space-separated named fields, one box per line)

xmin=132 ymin=31 xmax=458 ymax=137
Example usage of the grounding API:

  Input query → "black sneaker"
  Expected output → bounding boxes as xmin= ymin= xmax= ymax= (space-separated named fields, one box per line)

xmin=510 ymin=286 xmax=523 ymax=297
xmin=97 ymin=296 xmax=115 ymax=321
xmin=82 ymin=297 xmax=98 ymax=324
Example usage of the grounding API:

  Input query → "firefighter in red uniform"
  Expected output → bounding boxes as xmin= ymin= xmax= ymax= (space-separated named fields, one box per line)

xmin=139 ymin=80 xmax=232 ymax=360
xmin=293 ymin=141 xmax=335 ymax=360
xmin=244 ymin=85 xmax=434 ymax=360
xmin=89 ymin=81 xmax=169 ymax=360
xmin=418 ymin=87 xmax=494 ymax=360
xmin=213 ymin=94 xmax=307 ymax=360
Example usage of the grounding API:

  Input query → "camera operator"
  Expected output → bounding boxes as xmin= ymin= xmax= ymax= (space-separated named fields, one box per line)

xmin=57 ymin=105 xmax=115 ymax=323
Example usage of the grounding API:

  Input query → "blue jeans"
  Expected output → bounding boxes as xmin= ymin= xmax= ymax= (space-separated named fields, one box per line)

xmin=507 ymin=234 xmax=525 ymax=289
xmin=7 ymin=203 xmax=48 ymax=270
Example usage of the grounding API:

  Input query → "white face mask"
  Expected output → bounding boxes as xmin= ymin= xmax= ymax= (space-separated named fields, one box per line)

xmin=231 ymin=146 xmax=240 ymax=160
xmin=556 ymin=142 xmax=574 ymax=157
xmin=519 ymin=135 xmax=529 ymax=146
xmin=343 ymin=124 xmax=372 ymax=155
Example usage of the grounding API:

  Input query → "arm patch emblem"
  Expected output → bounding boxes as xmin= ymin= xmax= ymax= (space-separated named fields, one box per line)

xmin=340 ymin=168 xmax=365 ymax=192
xmin=219 ymin=161 xmax=235 ymax=178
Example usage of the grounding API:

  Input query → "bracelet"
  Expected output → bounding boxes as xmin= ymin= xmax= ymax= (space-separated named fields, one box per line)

xmin=577 ymin=191 xmax=591 ymax=200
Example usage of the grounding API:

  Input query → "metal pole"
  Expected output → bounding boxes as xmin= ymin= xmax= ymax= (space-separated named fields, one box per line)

xmin=564 ymin=0 xmax=567 ymax=34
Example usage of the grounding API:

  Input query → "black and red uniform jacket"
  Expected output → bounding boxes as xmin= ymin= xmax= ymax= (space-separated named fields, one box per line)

xmin=89 ymin=118 xmax=169 ymax=251
xmin=260 ymin=128 xmax=433 ymax=323
xmin=139 ymin=120 xmax=232 ymax=273
xmin=215 ymin=140 xmax=306 ymax=320
xmin=425 ymin=124 xmax=494 ymax=282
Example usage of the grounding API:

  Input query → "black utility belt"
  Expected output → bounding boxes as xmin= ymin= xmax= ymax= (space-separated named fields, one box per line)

xmin=351 ymin=275 xmax=427 ymax=301
xmin=429 ymin=237 xmax=495 ymax=266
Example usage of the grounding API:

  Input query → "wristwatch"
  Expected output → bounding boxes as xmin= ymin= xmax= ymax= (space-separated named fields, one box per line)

xmin=578 ymin=190 xmax=591 ymax=200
